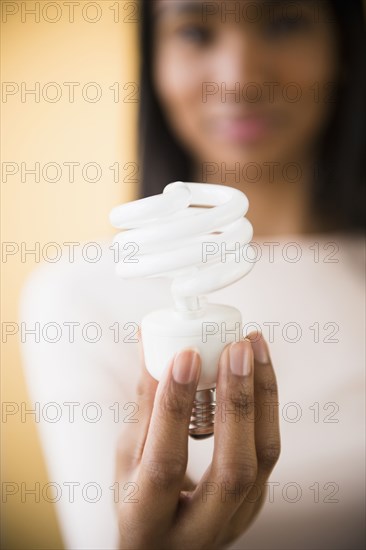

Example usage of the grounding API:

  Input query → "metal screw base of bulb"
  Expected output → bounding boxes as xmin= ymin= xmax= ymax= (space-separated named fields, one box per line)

xmin=189 ymin=388 xmax=216 ymax=439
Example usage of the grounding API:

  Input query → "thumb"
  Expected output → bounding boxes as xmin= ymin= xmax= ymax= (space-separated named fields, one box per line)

xmin=116 ymin=328 xmax=158 ymax=478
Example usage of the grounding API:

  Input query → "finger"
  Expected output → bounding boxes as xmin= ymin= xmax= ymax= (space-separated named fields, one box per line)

xmin=247 ymin=332 xmax=280 ymax=506
xmin=229 ymin=333 xmax=280 ymax=533
xmin=185 ymin=340 xmax=256 ymax=540
xmin=248 ymin=332 xmax=280 ymax=476
xmin=115 ymin=329 xmax=158 ymax=478
xmin=136 ymin=348 xmax=201 ymax=531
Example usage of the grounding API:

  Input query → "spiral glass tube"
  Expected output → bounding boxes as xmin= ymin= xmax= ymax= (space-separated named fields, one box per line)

xmin=110 ymin=181 xmax=255 ymax=437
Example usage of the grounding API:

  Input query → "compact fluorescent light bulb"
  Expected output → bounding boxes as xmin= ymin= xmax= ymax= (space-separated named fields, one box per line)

xmin=109 ymin=182 xmax=254 ymax=438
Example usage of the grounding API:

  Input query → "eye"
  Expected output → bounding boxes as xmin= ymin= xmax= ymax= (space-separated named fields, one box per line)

xmin=176 ymin=25 xmax=212 ymax=45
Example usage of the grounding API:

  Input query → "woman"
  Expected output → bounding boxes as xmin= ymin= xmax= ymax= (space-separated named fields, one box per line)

xmin=21 ymin=1 xmax=365 ymax=549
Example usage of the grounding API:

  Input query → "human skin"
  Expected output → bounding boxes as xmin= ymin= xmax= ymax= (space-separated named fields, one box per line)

xmin=116 ymin=1 xmax=340 ymax=547
xmin=151 ymin=0 xmax=340 ymax=235
xmin=116 ymin=334 xmax=280 ymax=549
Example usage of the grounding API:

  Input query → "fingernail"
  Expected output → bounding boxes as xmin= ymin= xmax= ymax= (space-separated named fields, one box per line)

xmin=229 ymin=340 xmax=252 ymax=376
xmin=172 ymin=349 xmax=200 ymax=385
xmin=251 ymin=337 xmax=270 ymax=364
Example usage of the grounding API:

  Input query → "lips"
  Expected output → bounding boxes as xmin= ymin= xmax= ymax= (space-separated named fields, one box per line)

xmin=212 ymin=114 xmax=274 ymax=143
xmin=223 ymin=116 xmax=269 ymax=139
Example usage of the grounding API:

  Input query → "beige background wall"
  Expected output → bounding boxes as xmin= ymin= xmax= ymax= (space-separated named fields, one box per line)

xmin=1 ymin=2 xmax=138 ymax=547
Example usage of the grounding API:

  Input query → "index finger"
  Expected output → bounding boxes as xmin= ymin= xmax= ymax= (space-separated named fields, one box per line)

xmin=247 ymin=331 xmax=281 ymax=478
xmin=181 ymin=339 xmax=257 ymax=543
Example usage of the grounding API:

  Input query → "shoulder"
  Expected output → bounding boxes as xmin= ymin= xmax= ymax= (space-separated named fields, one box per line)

xmin=19 ymin=238 xmax=172 ymax=328
xmin=18 ymin=238 xmax=170 ymax=397
xmin=20 ymin=240 xmax=126 ymax=322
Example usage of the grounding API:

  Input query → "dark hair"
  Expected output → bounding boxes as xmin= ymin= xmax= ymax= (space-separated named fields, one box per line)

xmin=138 ymin=0 xmax=365 ymax=233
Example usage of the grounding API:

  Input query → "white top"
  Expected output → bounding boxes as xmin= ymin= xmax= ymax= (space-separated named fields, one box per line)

xmin=19 ymin=234 xmax=365 ymax=550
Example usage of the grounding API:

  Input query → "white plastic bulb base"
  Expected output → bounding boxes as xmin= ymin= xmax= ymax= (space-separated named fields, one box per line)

xmin=141 ymin=303 xmax=242 ymax=438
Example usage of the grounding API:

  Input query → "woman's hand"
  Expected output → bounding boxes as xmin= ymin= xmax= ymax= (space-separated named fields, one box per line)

xmin=115 ymin=332 xmax=280 ymax=550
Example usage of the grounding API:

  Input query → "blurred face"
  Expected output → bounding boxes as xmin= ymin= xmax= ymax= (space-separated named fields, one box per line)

xmin=152 ymin=0 xmax=340 ymax=173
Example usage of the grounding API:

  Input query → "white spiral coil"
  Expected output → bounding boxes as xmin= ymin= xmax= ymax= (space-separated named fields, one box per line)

xmin=110 ymin=182 xmax=254 ymax=312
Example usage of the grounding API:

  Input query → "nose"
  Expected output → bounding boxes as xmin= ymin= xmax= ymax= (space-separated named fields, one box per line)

xmin=211 ymin=32 xmax=270 ymax=103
